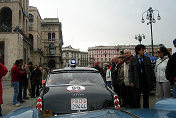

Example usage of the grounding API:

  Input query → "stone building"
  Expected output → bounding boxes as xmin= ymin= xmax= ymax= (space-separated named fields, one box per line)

xmin=0 ymin=0 xmax=31 ymax=69
xmin=88 ymin=46 xmax=118 ymax=67
xmin=28 ymin=6 xmax=43 ymax=66
xmin=62 ymin=45 xmax=88 ymax=67
xmin=0 ymin=0 xmax=63 ymax=79
xmin=88 ymin=45 xmax=172 ymax=67
xmin=41 ymin=18 xmax=63 ymax=69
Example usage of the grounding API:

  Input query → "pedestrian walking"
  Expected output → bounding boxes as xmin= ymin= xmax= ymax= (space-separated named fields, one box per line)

xmin=0 ymin=52 xmax=8 ymax=116
xmin=129 ymin=44 xmax=156 ymax=108
xmin=155 ymin=47 xmax=171 ymax=101
xmin=166 ymin=39 xmax=176 ymax=98
xmin=11 ymin=60 xmax=23 ymax=106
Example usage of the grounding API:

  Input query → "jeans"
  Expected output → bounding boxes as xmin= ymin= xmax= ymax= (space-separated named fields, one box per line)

xmin=12 ymin=82 xmax=19 ymax=105
xmin=17 ymin=80 xmax=23 ymax=102
xmin=0 ymin=104 xmax=2 ymax=116
xmin=106 ymin=81 xmax=112 ymax=89
xmin=173 ymin=84 xmax=176 ymax=98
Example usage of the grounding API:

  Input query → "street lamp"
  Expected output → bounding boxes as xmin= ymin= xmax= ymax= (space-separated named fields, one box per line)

xmin=135 ymin=34 xmax=145 ymax=44
xmin=141 ymin=7 xmax=161 ymax=56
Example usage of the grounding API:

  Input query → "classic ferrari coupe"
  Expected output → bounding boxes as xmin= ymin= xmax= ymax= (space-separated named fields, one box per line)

xmin=36 ymin=65 xmax=120 ymax=117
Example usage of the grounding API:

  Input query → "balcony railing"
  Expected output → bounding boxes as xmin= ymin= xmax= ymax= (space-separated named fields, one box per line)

xmin=0 ymin=24 xmax=12 ymax=32
xmin=13 ymin=26 xmax=33 ymax=47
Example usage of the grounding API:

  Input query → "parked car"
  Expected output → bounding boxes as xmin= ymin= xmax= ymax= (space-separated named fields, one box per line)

xmin=36 ymin=66 xmax=120 ymax=117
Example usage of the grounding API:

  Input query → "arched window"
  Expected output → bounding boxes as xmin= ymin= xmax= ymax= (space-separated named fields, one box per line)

xmin=52 ymin=33 xmax=55 ymax=41
xmin=29 ymin=14 xmax=33 ymax=22
xmin=0 ymin=7 xmax=12 ymax=32
xmin=48 ymin=33 xmax=51 ymax=41
xmin=49 ymin=43 xmax=56 ymax=54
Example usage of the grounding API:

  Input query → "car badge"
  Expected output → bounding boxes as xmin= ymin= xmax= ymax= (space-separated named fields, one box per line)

xmin=67 ymin=85 xmax=85 ymax=92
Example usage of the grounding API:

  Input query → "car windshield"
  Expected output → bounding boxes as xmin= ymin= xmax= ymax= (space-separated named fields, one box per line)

xmin=46 ymin=72 xmax=104 ymax=86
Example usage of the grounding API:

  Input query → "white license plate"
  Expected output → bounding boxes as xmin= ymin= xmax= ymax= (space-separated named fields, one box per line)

xmin=71 ymin=98 xmax=87 ymax=110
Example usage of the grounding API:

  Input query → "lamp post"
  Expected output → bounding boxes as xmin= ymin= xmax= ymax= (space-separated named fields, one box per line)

xmin=135 ymin=34 xmax=145 ymax=44
xmin=141 ymin=7 xmax=161 ymax=56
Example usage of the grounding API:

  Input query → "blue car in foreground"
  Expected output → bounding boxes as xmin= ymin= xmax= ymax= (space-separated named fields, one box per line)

xmin=3 ymin=107 xmax=42 ymax=118
xmin=3 ymin=106 xmax=176 ymax=118
xmin=154 ymin=98 xmax=176 ymax=111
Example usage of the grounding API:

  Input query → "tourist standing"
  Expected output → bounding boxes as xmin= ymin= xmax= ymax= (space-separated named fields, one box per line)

xmin=116 ymin=55 xmax=126 ymax=106
xmin=106 ymin=65 xmax=112 ymax=89
xmin=155 ymin=47 xmax=171 ymax=101
xmin=11 ymin=60 xmax=23 ymax=106
xmin=0 ymin=52 xmax=8 ymax=116
xmin=129 ymin=44 xmax=156 ymax=108
xmin=31 ymin=65 xmax=42 ymax=98
xmin=111 ymin=55 xmax=120 ymax=94
xmin=166 ymin=39 xmax=176 ymax=98
xmin=123 ymin=49 xmax=133 ymax=107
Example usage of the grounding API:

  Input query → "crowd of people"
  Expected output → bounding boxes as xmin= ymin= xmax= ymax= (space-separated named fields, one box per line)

xmin=94 ymin=39 xmax=176 ymax=108
xmin=10 ymin=60 xmax=48 ymax=106
xmin=0 ymin=39 xmax=176 ymax=116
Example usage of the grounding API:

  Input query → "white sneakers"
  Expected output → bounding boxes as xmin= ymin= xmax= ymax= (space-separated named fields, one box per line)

xmin=13 ymin=102 xmax=21 ymax=106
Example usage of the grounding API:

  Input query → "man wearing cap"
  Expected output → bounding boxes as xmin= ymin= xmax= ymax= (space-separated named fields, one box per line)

xmin=166 ymin=39 xmax=176 ymax=98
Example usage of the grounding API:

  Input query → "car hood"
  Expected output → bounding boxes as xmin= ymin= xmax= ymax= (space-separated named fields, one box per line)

xmin=50 ymin=109 xmax=134 ymax=118
xmin=123 ymin=108 xmax=176 ymax=118
xmin=3 ymin=107 xmax=42 ymax=118
xmin=42 ymin=84 xmax=114 ymax=114
xmin=154 ymin=98 xmax=176 ymax=111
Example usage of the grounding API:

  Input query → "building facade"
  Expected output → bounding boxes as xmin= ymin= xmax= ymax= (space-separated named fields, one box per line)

xmin=41 ymin=18 xmax=63 ymax=69
xmin=88 ymin=45 xmax=172 ymax=67
xmin=62 ymin=45 xmax=88 ymax=67
xmin=0 ymin=0 xmax=31 ymax=70
xmin=0 ymin=0 xmax=63 ymax=79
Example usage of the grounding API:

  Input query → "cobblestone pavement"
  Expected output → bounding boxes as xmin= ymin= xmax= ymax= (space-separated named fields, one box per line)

xmin=2 ymin=80 xmax=36 ymax=116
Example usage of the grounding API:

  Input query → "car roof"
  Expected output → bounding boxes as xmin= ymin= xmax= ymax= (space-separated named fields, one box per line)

xmin=51 ymin=67 xmax=99 ymax=73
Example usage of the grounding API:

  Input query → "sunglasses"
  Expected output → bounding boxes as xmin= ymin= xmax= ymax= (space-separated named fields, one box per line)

xmin=157 ymin=51 xmax=161 ymax=53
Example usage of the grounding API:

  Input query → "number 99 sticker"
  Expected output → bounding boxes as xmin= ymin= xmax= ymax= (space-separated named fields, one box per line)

xmin=67 ymin=85 xmax=86 ymax=92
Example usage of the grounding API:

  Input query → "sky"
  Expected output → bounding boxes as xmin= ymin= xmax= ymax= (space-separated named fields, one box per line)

xmin=29 ymin=0 xmax=176 ymax=53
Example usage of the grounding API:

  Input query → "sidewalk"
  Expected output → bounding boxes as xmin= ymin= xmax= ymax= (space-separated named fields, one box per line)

xmin=1 ymin=80 xmax=36 ymax=115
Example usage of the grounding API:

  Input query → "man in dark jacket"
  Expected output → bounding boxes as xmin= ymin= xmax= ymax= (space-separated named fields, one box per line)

xmin=111 ymin=55 xmax=120 ymax=95
xmin=17 ymin=59 xmax=26 ymax=103
xmin=166 ymin=38 xmax=176 ymax=98
xmin=129 ymin=44 xmax=155 ymax=108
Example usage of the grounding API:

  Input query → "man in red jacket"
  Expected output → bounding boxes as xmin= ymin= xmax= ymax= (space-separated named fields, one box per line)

xmin=0 ymin=52 xmax=8 ymax=116
xmin=11 ymin=60 xmax=23 ymax=106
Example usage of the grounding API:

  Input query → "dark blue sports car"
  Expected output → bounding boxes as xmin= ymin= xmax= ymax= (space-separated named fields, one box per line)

xmin=36 ymin=67 xmax=120 ymax=117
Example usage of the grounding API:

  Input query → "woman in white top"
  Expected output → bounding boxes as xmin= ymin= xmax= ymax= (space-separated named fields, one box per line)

xmin=106 ymin=65 xmax=112 ymax=89
xmin=155 ymin=46 xmax=171 ymax=101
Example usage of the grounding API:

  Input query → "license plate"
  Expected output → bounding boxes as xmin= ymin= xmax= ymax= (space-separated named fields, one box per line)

xmin=71 ymin=98 xmax=87 ymax=110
